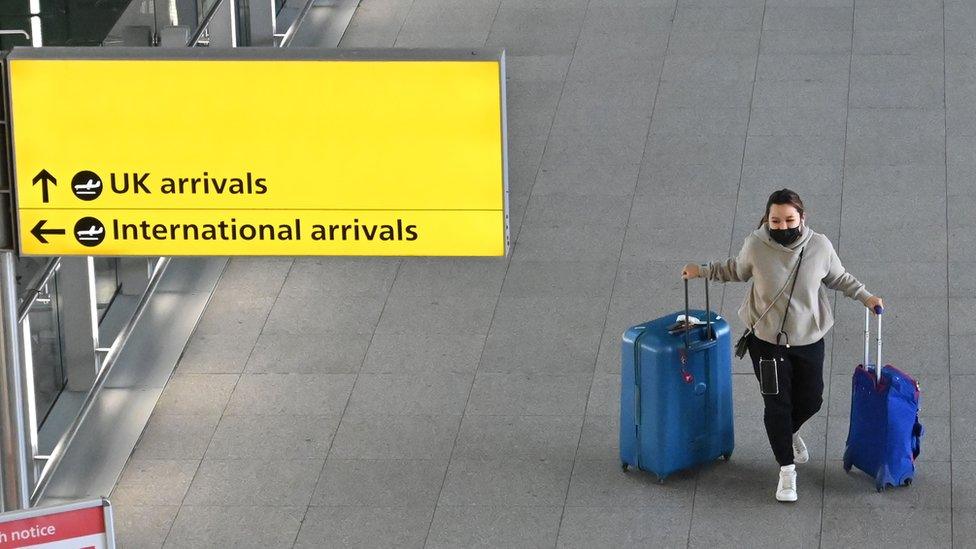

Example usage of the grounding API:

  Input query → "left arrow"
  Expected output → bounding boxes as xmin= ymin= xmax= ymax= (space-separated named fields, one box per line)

xmin=30 ymin=220 xmax=65 ymax=244
xmin=32 ymin=169 xmax=56 ymax=204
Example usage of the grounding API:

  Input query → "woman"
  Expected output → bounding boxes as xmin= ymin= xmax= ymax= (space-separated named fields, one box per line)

xmin=681 ymin=189 xmax=884 ymax=503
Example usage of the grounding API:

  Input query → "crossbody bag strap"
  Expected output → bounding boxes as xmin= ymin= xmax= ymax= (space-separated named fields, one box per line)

xmin=776 ymin=247 xmax=805 ymax=347
xmin=747 ymin=247 xmax=805 ymax=333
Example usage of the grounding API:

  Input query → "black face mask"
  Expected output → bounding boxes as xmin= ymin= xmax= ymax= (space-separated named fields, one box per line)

xmin=769 ymin=225 xmax=802 ymax=246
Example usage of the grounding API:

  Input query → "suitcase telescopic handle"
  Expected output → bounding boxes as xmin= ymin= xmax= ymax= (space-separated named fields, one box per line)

xmin=863 ymin=305 xmax=884 ymax=381
xmin=683 ymin=278 xmax=714 ymax=349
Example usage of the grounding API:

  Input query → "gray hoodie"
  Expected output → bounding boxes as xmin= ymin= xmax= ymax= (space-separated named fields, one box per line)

xmin=700 ymin=224 xmax=874 ymax=347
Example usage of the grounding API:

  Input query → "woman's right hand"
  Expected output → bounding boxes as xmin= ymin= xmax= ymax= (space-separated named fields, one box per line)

xmin=682 ymin=263 xmax=700 ymax=280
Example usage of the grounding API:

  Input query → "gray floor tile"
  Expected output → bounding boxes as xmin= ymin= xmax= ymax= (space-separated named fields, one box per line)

xmin=132 ymin=413 xmax=221 ymax=461
xmin=376 ymin=292 xmax=497 ymax=334
xmin=588 ymin=373 xmax=622 ymax=418
xmin=362 ymin=329 xmax=487 ymax=374
xmin=224 ymin=373 xmax=356 ymax=416
xmin=262 ymin=293 xmax=386 ymax=334
xmin=950 ymin=335 xmax=976 ymax=375
xmin=329 ymin=414 xmax=461 ymax=460
xmin=178 ymin=333 xmax=255 ymax=374
xmin=855 ymin=29 xmax=945 ymax=55
xmin=761 ymin=29 xmax=852 ymax=54
xmin=855 ymin=0 xmax=944 ymax=31
xmin=338 ymin=0 xmax=412 ymax=48
xmin=428 ymin=505 xmax=562 ymax=549
xmin=193 ymin=297 xmax=273 ymax=339
xmin=347 ymin=372 xmax=472 ymax=416
xmin=578 ymin=414 xmax=619 ymax=462
xmin=844 ymin=164 xmax=947 ymax=200
xmin=205 ymin=414 xmax=340 ymax=460
xmin=114 ymin=504 xmax=178 ymax=549
xmin=739 ymin=164 xmax=843 ymax=198
xmin=501 ymin=258 xmax=616 ymax=299
xmin=183 ymin=459 xmax=323 ymax=506
xmin=656 ymin=77 xmax=754 ymax=111
xmin=763 ymin=6 xmax=852 ymax=31
xmin=954 ymin=510 xmax=976 ymax=549
xmin=486 ymin=2 xmax=587 ymax=55
xmin=668 ymin=32 xmax=758 ymax=59
xmin=211 ymin=258 xmax=292 ymax=300
xmin=566 ymin=456 xmax=697 ymax=506
xmin=673 ymin=5 xmax=763 ymax=31
xmin=467 ymin=372 xmax=592 ymax=416
xmin=820 ymin=506 xmax=951 ymax=547
xmin=245 ymin=331 xmax=371 ymax=374
xmin=651 ymin=106 xmax=751 ymax=136
xmin=556 ymin=505 xmax=692 ymax=548
xmin=953 ymin=413 xmax=976 ymax=460
xmin=662 ymin=53 xmax=759 ymax=82
xmin=454 ymin=414 xmax=583 ymax=460
xmin=277 ymin=257 xmax=399 ymax=298
xmin=744 ymin=134 xmax=846 ymax=167
xmin=153 ymin=374 xmax=239 ymax=416
xmin=688 ymin=500 xmax=823 ymax=548
xmin=948 ymin=135 xmax=976 ymax=194
xmin=392 ymin=258 xmax=508 ymax=298
xmin=163 ymin=506 xmax=305 ymax=549
xmin=756 ymin=53 xmax=851 ymax=82
xmin=951 ymin=376 xmax=976 ymax=416
xmin=846 ymin=134 xmax=945 ymax=167
xmin=825 ymin=459 xmax=950 ymax=509
xmin=505 ymin=54 xmax=573 ymax=83
xmin=294 ymin=506 xmax=432 ymax=549
xmin=312 ymin=458 xmax=447 ymax=507
xmin=831 ymin=298 xmax=948 ymax=374
xmin=694 ymin=458 xmax=824 ymax=510
xmin=851 ymin=55 xmax=945 ymax=108
xmin=395 ymin=0 xmax=499 ymax=48
xmin=953 ymin=461 xmax=976 ymax=509
xmin=111 ymin=459 xmax=199 ymax=507
xmin=439 ymin=457 xmax=574 ymax=506
xmin=479 ymin=296 xmax=607 ymax=375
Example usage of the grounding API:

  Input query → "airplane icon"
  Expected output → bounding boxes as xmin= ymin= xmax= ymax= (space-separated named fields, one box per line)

xmin=76 ymin=225 xmax=104 ymax=242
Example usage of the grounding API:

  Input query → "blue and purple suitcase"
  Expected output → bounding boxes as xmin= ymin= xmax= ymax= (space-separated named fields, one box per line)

xmin=843 ymin=307 xmax=924 ymax=491
xmin=619 ymin=279 xmax=734 ymax=482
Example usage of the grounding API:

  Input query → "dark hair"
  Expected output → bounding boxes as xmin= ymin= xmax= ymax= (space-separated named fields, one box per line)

xmin=758 ymin=188 xmax=805 ymax=229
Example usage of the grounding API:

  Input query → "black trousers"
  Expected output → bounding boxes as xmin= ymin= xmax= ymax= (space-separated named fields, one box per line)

xmin=747 ymin=333 xmax=825 ymax=466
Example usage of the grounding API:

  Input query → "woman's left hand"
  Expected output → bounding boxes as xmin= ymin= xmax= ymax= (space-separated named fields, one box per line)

xmin=866 ymin=296 xmax=885 ymax=313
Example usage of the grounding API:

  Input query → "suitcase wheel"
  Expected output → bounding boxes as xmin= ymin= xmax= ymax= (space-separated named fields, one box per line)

xmin=657 ymin=476 xmax=666 ymax=485
xmin=621 ymin=462 xmax=629 ymax=472
xmin=842 ymin=460 xmax=852 ymax=472
xmin=903 ymin=478 xmax=912 ymax=487
xmin=721 ymin=452 xmax=732 ymax=461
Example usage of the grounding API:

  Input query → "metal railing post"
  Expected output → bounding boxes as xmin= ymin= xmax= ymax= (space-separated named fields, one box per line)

xmin=0 ymin=251 xmax=31 ymax=511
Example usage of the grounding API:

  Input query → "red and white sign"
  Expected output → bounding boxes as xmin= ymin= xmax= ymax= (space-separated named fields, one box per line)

xmin=0 ymin=499 xmax=115 ymax=549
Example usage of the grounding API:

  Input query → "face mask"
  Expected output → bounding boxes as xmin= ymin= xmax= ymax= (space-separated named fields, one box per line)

xmin=769 ymin=225 xmax=802 ymax=246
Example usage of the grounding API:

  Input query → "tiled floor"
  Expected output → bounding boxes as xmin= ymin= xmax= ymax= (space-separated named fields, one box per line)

xmin=113 ymin=0 xmax=969 ymax=547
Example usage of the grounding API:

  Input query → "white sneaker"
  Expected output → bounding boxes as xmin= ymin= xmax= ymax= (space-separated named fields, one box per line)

xmin=792 ymin=433 xmax=809 ymax=464
xmin=776 ymin=465 xmax=798 ymax=502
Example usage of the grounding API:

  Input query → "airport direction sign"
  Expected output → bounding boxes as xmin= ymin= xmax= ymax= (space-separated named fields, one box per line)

xmin=6 ymin=48 xmax=509 ymax=257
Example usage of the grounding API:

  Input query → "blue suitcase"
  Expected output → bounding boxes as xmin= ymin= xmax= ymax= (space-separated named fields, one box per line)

xmin=843 ymin=307 xmax=923 ymax=491
xmin=619 ymin=279 xmax=734 ymax=482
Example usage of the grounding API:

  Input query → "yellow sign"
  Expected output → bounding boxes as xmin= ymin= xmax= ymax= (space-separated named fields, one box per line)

xmin=6 ymin=49 xmax=509 ymax=256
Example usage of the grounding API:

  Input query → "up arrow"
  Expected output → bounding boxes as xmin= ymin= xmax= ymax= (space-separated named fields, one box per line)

xmin=30 ymin=220 xmax=65 ymax=244
xmin=32 ymin=169 xmax=56 ymax=204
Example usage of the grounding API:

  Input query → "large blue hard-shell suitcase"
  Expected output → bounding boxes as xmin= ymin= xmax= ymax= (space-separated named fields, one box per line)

xmin=619 ymin=279 xmax=734 ymax=482
xmin=843 ymin=307 xmax=923 ymax=492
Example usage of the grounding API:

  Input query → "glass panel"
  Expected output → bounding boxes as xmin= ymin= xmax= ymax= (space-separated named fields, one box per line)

xmin=93 ymin=257 xmax=120 ymax=322
xmin=28 ymin=273 xmax=65 ymax=424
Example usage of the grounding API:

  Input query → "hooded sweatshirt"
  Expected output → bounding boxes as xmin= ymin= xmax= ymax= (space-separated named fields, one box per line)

xmin=700 ymin=224 xmax=874 ymax=347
